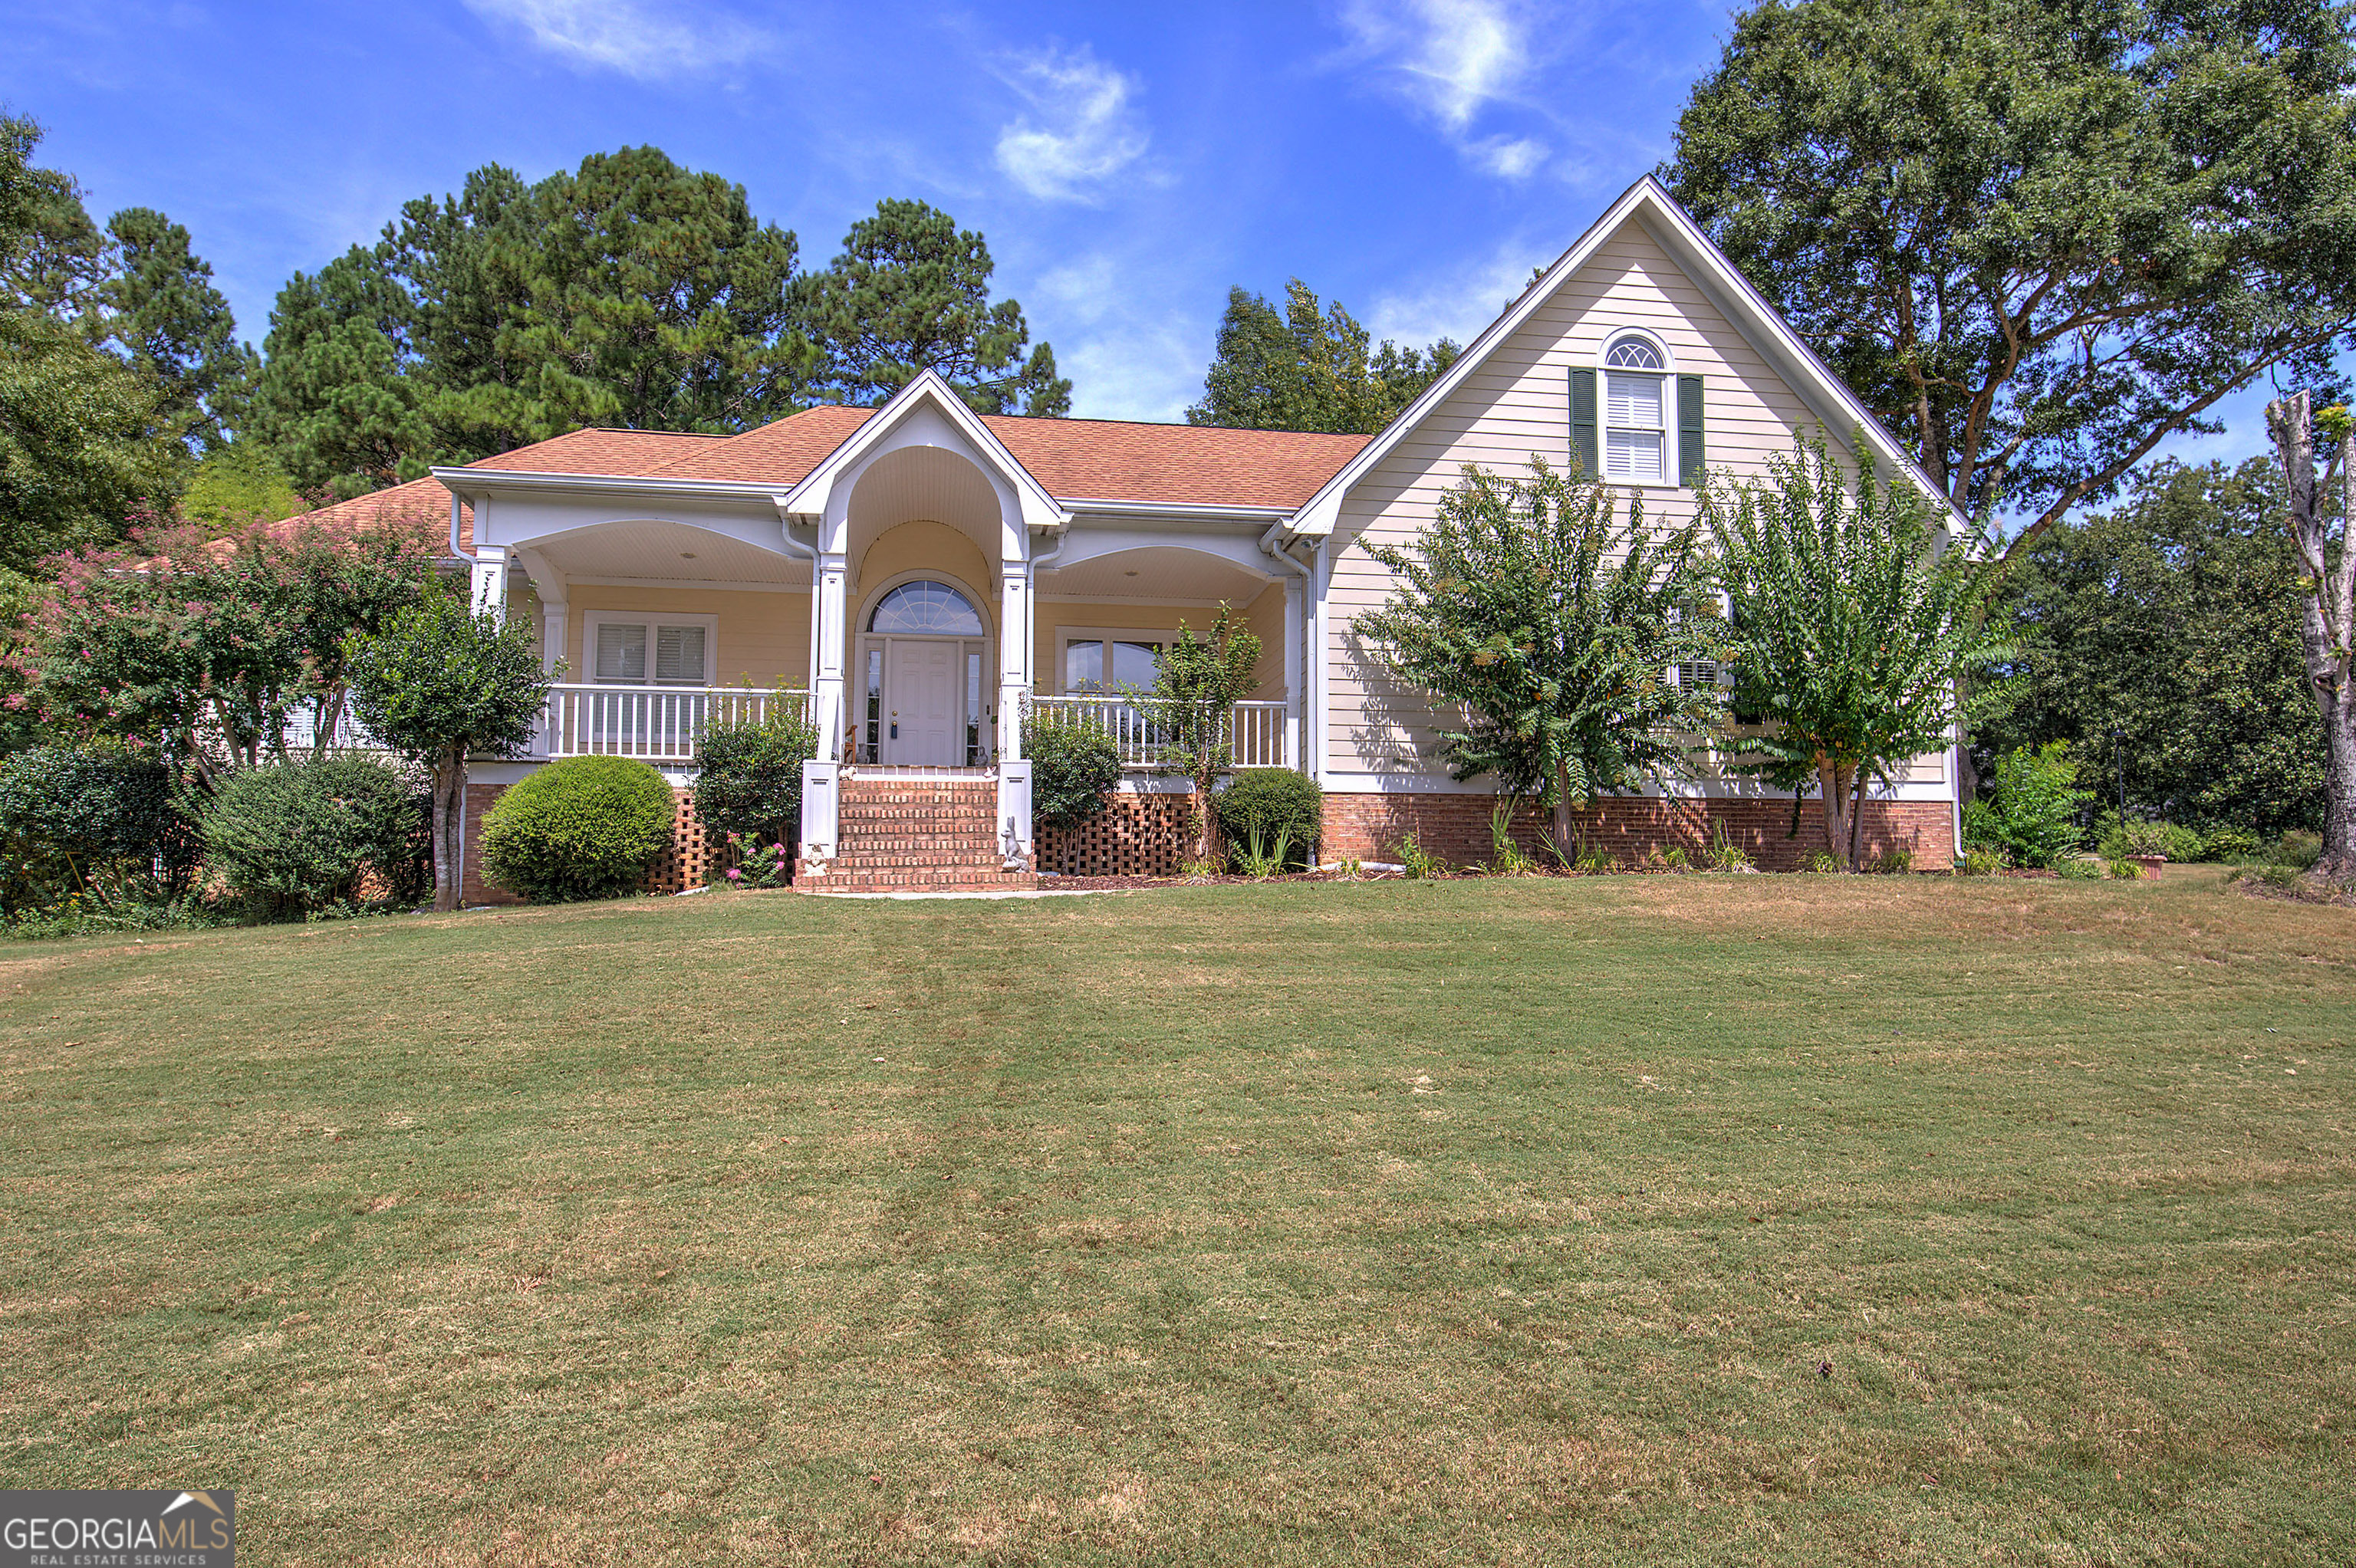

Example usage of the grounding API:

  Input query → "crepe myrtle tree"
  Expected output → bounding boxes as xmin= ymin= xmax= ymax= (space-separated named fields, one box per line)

xmin=1704 ymin=429 xmax=2010 ymax=869
xmin=1356 ymin=458 xmax=1726 ymax=857
xmin=1143 ymin=605 xmax=1263 ymax=863
xmin=344 ymin=582 xmax=555 ymax=911
xmin=2263 ymin=390 xmax=2356 ymax=882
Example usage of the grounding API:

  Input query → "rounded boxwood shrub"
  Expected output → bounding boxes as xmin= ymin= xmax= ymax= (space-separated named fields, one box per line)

xmin=481 ymin=756 xmax=674 ymax=902
xmin=1214 ymin=769 xmax=1322 ymax=869
xmin=200 ymin=754 xmax=430 ymax=920
xmin=1022 ymin=714 xmax=1123 ymax=830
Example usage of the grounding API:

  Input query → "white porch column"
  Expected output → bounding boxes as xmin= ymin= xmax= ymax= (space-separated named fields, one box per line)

xmin=812 ymin=552 xmax=850 ymax=761
xmin=469 ymin=545 xmax=508 ymax=623
xmin=1283 ymin=570 xmax=1305 ymax=771
xmin=998 ymin=559 xmax=1032 ymax=762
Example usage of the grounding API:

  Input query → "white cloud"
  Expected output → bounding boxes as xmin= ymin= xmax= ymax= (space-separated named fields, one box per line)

xmin=1468 ymin=134 xmax=1546 ymax=179
xmin=992 ymin=44 xmax=1150 ymax=202
xmin=1033 ymin=252 xmax=1203 ymax=421
xmin=1336 ymin=0 xmax=1551 ymax=178
xmin=1367 ymin=241 xmax=1551 ymax=350
xmin=462 ymin=0 xmax=770 ymax=80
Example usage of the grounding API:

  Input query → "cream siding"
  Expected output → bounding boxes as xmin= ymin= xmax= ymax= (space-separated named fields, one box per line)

xmin=1322 ymin=219 xmax=1946 ymax=790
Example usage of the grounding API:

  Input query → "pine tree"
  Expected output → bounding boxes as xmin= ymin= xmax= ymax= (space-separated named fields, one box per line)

xmin=1188 ymin=280 xmax=1458 ymax=435
xmin=801 ymin=199 xmax=1069 ymax=416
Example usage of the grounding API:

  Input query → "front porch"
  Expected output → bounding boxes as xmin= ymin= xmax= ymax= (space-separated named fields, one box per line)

xmin=445 ymin=373 xmax=1320 ymax=892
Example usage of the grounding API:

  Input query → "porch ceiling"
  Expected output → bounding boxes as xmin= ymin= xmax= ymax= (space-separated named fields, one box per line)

xmin=525 ymin=519 xmax=810 ymax=586
xmin=846 ymin=445 xmax=1004 ymax=564
xmin=1038 ymin=544 xmax=1269 ymax=603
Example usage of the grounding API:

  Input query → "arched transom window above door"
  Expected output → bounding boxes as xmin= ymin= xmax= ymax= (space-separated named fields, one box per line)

xmin=867 ymin=579 xmax=985 ymax=635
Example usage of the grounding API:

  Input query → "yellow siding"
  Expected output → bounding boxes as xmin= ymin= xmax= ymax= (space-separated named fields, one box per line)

xmin=563 ymin=584 xmax=810 ymax=689
xmin=1038 ymin=586 xmax=1288 ymax=698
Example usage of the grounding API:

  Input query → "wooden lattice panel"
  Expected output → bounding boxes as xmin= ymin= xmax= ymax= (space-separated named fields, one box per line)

xmin=645 ymin=787 xmax=726 ymax=894
xmin=1036 ymin=791 xmax=1196 ymax=876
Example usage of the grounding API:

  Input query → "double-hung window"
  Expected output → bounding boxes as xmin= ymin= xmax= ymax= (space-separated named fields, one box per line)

xmin=1603 ymin=337 xmax=1669 ymax=485
xmin=584 ymin=613 xmax=716 ymax=754
xmin=594 ymin=621 xmax=710 ymax=687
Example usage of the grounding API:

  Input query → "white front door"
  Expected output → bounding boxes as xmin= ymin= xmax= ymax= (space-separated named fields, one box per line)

xmin=884 ymin=637 xmax=961 ymax=765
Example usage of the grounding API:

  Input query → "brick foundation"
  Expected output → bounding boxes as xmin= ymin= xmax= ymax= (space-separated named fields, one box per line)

xmin=1318 ymin=792 xmax=1954 ymax=873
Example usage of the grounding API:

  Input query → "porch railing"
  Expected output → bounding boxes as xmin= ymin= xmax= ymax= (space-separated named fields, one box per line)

xmin=539 ymin=684 xmax=809 ymax=762
xmin=1026 ymin=695 xmax=1291 ymax=770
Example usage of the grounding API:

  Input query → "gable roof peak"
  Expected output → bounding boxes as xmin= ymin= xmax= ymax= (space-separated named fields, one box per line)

xmin=1281 ymin=175 xmax=1958 ymax=537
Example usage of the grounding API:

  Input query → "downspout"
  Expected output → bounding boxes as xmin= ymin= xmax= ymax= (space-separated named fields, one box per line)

xmin=1259 ymin=521 xmax=1317 ymax=784
xmin=449 ymin=491 xmax=465 ymax=560
xmin=775 ymin=508 xmax=820 ymax=702
xmin=1026 ymin=524 xmax=1069 ymax=719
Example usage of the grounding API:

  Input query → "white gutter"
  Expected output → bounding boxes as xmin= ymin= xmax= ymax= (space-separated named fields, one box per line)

xmin=1061 ymin=498 xmax=1294 ymax=524
xmin=449 ymin=492 xmax=465 ymax=559
xmin=433 ymin=466 xmax=800 ymax=505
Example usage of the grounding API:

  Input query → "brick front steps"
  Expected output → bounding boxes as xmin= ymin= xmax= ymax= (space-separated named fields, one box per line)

xmin=796 ymin=776 xmax=1038 ymax=893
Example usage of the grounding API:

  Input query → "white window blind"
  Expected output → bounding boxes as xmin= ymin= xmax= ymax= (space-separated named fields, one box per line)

xmin=1604 ymin=368 xmax=1667 ymax=483
xmin=594 ymin=623 xmax=647 ymax=683
xmin=594 ymin=622 xmax=706 ymax=685
xmin=1607 ymin=429 xmax=1664 ymax=482
xmin=654 ymin=625 xmax=706 ymax=685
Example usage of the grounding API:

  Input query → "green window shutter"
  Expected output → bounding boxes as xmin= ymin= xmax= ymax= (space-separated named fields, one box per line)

xmin=1677 ymin=374 xmax=1705 ymax=487
xmin=1570 ymin=367 xmax=1598 ymax=478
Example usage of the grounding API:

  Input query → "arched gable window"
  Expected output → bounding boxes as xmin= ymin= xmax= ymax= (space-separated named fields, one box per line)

xmin=867 ymin=580 xmax=984 ymax=635
xmin=1602 ymin=335 xmax=1668 ymax=484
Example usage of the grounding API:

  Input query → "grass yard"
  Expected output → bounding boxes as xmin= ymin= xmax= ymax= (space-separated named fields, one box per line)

xmin=2 ymin=876 xmax=2351 ymax=1566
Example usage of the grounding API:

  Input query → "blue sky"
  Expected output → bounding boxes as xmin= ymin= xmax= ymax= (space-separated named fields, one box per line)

xmin=0 ymin=0 xmax=2280 ymax=465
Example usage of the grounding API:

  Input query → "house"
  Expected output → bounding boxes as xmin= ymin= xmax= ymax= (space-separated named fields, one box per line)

xmin=294 ymin=177 xmax=1963 ymax=896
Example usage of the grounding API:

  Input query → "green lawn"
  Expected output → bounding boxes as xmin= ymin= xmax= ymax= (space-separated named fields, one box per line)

xmin=2 ymin=876 xmax=2351 ymax=1566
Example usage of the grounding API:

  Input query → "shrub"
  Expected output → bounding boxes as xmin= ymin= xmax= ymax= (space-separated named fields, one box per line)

xmin=1983 ymin=741 xmax=2092 ymax=867
xmin=692 ymin=707 xmax=821 ymax=853
xmin=0 ymin=745 xmax=199 ymax=912
xmin=480 ymin=756 xmax=673 ymax=903
xmin=1215 ymin=770 xmax=1322 ymax=871
xmin=1871 ymin=846 xmax=1913 ymax=875
xmin=200 ymin=754 xmax=430 ymax=920
xmin=2106 ymin=856 xmax=2142 ymax=879
xmin=1956 ymin=844 xmax=2003 ymax=876
xmin=2200 ymin=824 xmax=2262 ymax=862
xmin=2057 ymin=855 xmax=2104 ymax=880
xmin=1023 ymin=714 xmax=1124 ymax=831
xmin=2271 ymin=830 xmax=2322 ymax=870
xmin=2098 ymin=819 xmax=2198 ymax=862
xmin=1805 ymin=849 xmax=1844 ymax=873
xmin=720 ymin=833 xmax=791 ymax=890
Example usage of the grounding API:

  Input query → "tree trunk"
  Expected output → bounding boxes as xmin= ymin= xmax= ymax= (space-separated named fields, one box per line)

xmin=1849 ymin=766 xmax=1869 ymax=870
xmin=1194 ymin=766 xmax=1218 ymax=865
xmin=1816 ymin=758 xmax=1854 ymax=869
xmin=2266 ymin=393 xmax=2356 ymax=883
xmin=433 ymin=745 xmax=467 ymax=912
xmin=1553 ymin=760 xmax=1575 ymax=860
